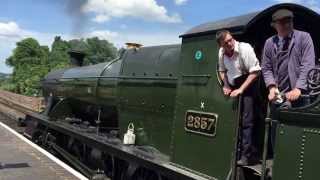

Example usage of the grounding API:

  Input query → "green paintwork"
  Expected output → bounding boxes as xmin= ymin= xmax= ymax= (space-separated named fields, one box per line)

xmin=43 ymin=45 xmax=181 ymax=156
xmin=40 ymin=3 xmax=320 ymax=180
xmin=117 ymin=45 xmax=180 ymax=155
xmin=272 ymin=105 xmax=320 ymax=180
xmin=172 ymin=35 xmax=237 ymax=179
xmin=43 ymin=36 xmax=238 ymax=179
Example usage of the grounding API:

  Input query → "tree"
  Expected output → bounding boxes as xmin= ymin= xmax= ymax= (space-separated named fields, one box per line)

xmin=68 ymin=37 xmax=117 ymax=65
xmin=5 ymin=38 xmax=49 ymax=95
xmin=85 ymin=37 xmax=117 ymax=65
xmin=48 ymin=36 xmax=71 ymax=70
xmin=49 ymin=36 xmax=118 ymax=67
xmin=3 ymin=36 xmax=118 ymax=96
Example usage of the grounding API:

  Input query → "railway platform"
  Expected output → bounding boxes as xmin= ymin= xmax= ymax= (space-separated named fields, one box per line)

xmin=0 ymin=120 xmax=87 ymax=180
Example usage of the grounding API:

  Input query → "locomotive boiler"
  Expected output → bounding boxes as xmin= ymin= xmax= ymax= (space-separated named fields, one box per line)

xmin=24 ymin=3 xmax=320 ymax=180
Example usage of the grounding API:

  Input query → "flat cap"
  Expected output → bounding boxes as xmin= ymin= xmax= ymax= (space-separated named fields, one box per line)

xmin=272 ymin=9 xmax=294 ymax=21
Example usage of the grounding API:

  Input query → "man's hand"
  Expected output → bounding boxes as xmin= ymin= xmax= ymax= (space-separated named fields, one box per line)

xmin=223 ymin=86 xmax=232 ymax=96
xmin=268 ymin=86 xmax=277 ymax=101
xmin=285 ymin=88 xmax=301 ymax=101
xmin=230 ymin=88 xmax=243 ymax=97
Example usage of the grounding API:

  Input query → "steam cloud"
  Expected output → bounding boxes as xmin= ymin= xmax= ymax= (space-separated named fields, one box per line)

xmin=65 ymin=0 xmax=89 ymax=36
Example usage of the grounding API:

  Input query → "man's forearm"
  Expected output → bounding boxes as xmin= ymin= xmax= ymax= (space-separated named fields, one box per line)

xmin=239 ymin=72 xmax=259 ymax=91
xmin=219 ymin=72 xmax=230 ymax=88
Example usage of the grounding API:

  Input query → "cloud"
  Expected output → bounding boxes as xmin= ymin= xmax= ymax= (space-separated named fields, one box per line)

xmin=65 ymin=0 xmax=89 ymax=35
xmin=273 ymin=0 xmax=320 ymax=12
xmin=82 ymin=0 xmax=182 ymax=23
xmin=0 ymin=22 xmax=23 ymax=39
xmin=174 ymin=0 xmax=188 ymax=5
xmin=0 ymin=21 xmax=74 ymax=73
xmin=93 ymin=14 xmax=110 ymax=23
xmin=86 ymin=30 xmax=119 ymax=40
xmin=0 ymin=21 xmax=66 ymax=46
xmin=0 ymin=22 xmax=22 ymax=73
xmin=0 ymin=20 xmax=183 ymax=73
xmin=0 ymin=21 xmax=25 ymax=73
xmin=85 ymin=29 xmax=181 ymax=48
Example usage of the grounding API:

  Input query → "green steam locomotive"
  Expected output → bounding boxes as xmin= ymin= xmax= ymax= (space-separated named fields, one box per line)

xmin=24 ymin=3 xmax=320 ymax=180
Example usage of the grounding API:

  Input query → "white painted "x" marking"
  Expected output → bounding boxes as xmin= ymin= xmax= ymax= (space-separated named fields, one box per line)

xmin=200 ymin=102 xmax=205 ymax=109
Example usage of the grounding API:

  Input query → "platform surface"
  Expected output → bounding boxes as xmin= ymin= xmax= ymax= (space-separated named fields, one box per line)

xmin=0 ymin=121 xmax=84 ymax=180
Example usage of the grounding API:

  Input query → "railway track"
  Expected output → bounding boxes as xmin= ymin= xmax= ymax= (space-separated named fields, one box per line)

xmin=0 ymin=90 xmax=43 ymax=132
xmin=0 ymin=111 xmax=24 ymax=133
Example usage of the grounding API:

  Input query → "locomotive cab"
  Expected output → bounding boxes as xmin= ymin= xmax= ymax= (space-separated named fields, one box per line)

xmin=173 ymin=3 xmax=320 ymax=180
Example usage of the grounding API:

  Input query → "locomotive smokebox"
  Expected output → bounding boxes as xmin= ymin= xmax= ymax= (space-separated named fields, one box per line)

xmin=68 ymin=50 xmax=86 ymax=67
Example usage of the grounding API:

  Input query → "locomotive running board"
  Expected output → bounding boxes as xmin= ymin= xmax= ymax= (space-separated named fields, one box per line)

xmin=24 ymin=111 xmax=216 ymax=180
xmin=51 ymin=143 xmax=106 ymax=179
xmin=51 ymin=143 xmax=93 ymax=178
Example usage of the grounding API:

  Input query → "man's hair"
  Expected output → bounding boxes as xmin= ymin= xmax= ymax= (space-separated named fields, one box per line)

xmin=216 ymin=30 xmax=231 ymax=46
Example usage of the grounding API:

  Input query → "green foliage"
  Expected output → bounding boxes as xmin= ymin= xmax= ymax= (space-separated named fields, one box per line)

xmin=69 ymin=37 xmax=118 ymax=65
xmin=85 ymin=37 xmax=117 ymax=65
xmin=0 ymin=79 xmax=16 ymax=92
xmin=5 ymin=38 xmax=49 ymax=96
xmin=3 ymin=36 xmax=118 ymax=96
xmin=0 ymin=73 xmax=12 ymax=91
xmin=49 ymin=36 xmax=71 ymax=70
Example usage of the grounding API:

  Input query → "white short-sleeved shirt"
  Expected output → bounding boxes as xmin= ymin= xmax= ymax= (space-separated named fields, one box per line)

xmin=218 ymin=41 xmax=261 ymax=85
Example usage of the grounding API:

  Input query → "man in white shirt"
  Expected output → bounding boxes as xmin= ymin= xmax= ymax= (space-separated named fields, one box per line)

xmin=217 ymin=30 xmax=261 ymax=166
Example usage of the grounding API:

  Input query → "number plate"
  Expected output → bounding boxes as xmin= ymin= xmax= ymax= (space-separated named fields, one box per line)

xmin=185 ymin=110 xmax=218 ymax=137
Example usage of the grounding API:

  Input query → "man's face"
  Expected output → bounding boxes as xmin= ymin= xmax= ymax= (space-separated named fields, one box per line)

xmin=274 ymin=17 xmax=293 ymax=36
xmin=220 ymin=33 xmax=235 ymax=52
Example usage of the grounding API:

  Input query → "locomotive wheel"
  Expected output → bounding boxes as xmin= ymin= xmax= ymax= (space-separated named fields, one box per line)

xmin=32 ymin=131 xmax=44 ymax=145
xmin=68 ymin=138 xmax=84 ymax=161
xmin=113 ymin=159 xmax=128 ymax=180
xmin=132 ymin=168 xmax=162 ymax=180
xmin=103 ymin=154 xmax=115 ymax=179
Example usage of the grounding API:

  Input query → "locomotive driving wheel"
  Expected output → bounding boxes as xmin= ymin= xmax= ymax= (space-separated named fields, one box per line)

xmin=131 ymin=168 xmax=162 ymax=180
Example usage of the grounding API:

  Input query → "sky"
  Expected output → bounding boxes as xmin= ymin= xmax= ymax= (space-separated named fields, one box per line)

xmin=0 ymin=0 xmax=319 ymax=73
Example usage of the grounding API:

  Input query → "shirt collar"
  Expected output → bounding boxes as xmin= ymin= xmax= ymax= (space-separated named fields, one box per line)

xmin=277 ymin=31 xmax=293 ymax=40
xmin=234 ymin=41 xmax=240 ymax=53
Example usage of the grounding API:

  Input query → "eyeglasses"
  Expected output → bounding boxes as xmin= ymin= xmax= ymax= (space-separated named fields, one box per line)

xmin=221 ymin=37 xmax=234 ymax=47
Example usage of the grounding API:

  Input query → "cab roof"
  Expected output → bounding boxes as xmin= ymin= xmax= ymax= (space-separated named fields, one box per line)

xmin=180 ymin=3 xmax=319 ymax=38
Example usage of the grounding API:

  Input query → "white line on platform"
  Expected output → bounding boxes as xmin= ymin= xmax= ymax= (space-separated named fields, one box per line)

xmin=0 ymin=121 xmax=88 ymax=180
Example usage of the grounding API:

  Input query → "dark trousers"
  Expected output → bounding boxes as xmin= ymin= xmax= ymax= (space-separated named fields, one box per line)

xmin=232 ymin=75 xmax=258 ymax=160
